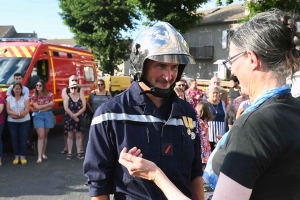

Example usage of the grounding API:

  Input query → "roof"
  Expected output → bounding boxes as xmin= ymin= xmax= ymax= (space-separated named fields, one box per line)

xmin=45 ymin=38 xmax=76 ymax=47
xmin=199 ymin=3 xmax=246 ymax=25
xmin=11 ymin=33 xmax=37 ymax=38
xmin=0 ymin=26 xmax=13 ymax=37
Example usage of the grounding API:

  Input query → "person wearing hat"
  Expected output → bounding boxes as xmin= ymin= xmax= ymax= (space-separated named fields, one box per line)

xmin=84 ymin=22 xmax=204 ymax=200
xmin=63 ymin=80 xmax=86 ymax=160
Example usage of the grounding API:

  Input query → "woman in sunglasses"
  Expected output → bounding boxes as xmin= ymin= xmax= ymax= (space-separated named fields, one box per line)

xmin=87 ymin=79 xmax=111 ymax=113
xmin=63 ymin=81 xmax=86 ymax=160
xmin=30 ymin=80 xmax=55 ymax=163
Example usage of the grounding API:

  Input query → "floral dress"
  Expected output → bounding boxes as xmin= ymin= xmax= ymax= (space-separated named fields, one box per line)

xmin=64 ymin=95 xmax=83 ymax=133
xmin=199 ymin=119 xmax=211 ymax=164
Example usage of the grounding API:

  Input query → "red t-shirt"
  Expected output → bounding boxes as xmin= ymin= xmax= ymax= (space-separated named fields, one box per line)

xmin=186 ymin=88 xmax=203 ymax=108
xmin=30 ymin=92 xmax=54 ymax=111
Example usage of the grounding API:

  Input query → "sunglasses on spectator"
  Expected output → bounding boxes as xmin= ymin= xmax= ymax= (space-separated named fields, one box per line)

xmin=98 ymin=84 xmax=104 ymax=86
xmin=70 ymin=87 xmax=77 ymax=90
xmin=72 ymin=79 xmax=78 ymax=82
xmin=36 ymin=84 xmax=43 ymax=87
xmin=177 ymin=84 xmax=185 ymax=87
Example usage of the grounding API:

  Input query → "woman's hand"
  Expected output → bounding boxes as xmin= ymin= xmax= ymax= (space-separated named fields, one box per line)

xmin=118 ymin=147 xmax=158 ymax=181
xmin=74 ymin=117 xmax=80 ymax=122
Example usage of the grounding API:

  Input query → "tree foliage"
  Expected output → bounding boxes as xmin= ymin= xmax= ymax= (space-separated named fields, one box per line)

xmin=244 ymin=0 xmax=300 ymax=21
xmin=217 ymin=0 xmax=300 ymax=21
xmin=59 ymin=0 xmax=139 ymax=75
xmin=130 ymin=0 xmax=209 ymax=33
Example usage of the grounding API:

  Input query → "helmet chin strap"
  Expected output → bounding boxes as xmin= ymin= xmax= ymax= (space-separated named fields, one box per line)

xmin=139 ymin=77 xmax=175 ymax=98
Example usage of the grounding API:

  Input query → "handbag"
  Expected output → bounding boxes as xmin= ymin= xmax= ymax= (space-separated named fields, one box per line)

xmin=79 ymin=112 xmax=90 ymax=128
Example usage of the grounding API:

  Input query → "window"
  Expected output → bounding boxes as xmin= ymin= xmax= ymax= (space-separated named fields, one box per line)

xmin=53 ymin=51 xmax=59 ymax=57
xmin=27 ymin=60 xmax=49 ymax=89
xmin=199 ymin=31 xmax=212 ymax=46
xmin=84 ymin=66 xmax=95 ymax=82
xmin=0 ymin=58 xmax=31 ymax=84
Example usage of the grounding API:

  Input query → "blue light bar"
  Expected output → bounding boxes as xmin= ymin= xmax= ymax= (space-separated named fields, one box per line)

xmin=0 ymin=38 xmax=47 ymax=42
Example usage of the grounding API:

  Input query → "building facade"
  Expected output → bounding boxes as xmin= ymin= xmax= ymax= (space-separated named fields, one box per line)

xmin=182 ymin=3 xmax=247 ymax=80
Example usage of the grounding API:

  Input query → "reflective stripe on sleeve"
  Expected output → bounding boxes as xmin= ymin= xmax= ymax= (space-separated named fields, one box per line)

xmin=91 ymin=113 xmax=196 ymax=127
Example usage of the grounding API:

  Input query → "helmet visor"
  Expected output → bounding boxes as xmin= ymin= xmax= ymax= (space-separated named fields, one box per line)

xmin=148 ymin=54 xmax=196 ymax=65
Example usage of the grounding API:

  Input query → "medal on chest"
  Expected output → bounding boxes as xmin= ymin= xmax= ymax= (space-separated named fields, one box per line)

xmin=182 ymin=116 xmax=196 ymax=140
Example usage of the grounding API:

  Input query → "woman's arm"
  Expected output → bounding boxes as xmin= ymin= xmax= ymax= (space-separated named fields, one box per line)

xmin=212 ymin=173 xmax=252 ymax=200
xmin=119 ymin=147 xmax=190 ymax=200
xmin=19 ymin=99 xmax=30 ymax=118
xmin=33 ymin=102 xmax=53 ymax=110
xmin=6 ymin=101 xmax=19 ymax=118
xmin=86 ymin=95 xmax=94 ymax=113
xmin=235 ymin=107 xmax=244 ymax=119
xmin=63 ymin=95 xmax=73 ymax=117
xmin=73 ymin=94 xmax=86 ymax=117
xmin=0 ymin=101 xmax=4 ymax=113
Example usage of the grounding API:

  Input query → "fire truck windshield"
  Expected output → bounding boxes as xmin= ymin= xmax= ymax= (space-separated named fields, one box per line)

xmin=0 ymin=58 xmax=31 ymax=84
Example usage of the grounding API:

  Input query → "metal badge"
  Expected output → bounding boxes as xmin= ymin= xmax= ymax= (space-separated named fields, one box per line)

xmin=191 ymin=132 xmax=196 ymax=140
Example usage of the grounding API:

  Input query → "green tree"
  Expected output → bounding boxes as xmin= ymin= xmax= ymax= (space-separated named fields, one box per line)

xmin=59 ymin=0 xmax=139 ymax=75
xmin=130 ymin=0 xmax=209 ymax=33
xmin=244 ymin=0 xmax=300 ymax=20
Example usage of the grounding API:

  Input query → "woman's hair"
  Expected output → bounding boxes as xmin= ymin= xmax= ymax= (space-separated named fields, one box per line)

xmin=11 ymin=83 xmax=23 ymax=97
xmin=174 ymin=87 xmax=186 ymax=100
xmin=98 ymin=79 xmax=105 ymax=87
xmin=229 ymin=9 xmax=300 ymax=81
xmin=34 ymin=80 xmax=48 ymax=97
xmin=196 ymin=101 xmax=215 ymax=121
xmin=206 ymin=85 xmax=220 ymax=98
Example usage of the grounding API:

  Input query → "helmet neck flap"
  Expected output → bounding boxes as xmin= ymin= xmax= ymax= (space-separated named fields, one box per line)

xmin=139 ymin=77 xmax=175 ymax=98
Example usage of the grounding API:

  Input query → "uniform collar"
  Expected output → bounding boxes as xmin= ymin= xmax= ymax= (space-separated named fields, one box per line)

xmin=128 ymin=82 xmax=185 ymax=117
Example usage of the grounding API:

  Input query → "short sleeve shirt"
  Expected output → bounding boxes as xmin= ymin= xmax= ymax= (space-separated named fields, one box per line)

xmin=213 ymin=94 xmax=300 ymax=199
xmin=239 ymin=100 xmax=251 ymax=110
xmin=185 ymin=88 xmax=203 ymax=108
xmin=30 ymin=92 xmax=54 ymax=111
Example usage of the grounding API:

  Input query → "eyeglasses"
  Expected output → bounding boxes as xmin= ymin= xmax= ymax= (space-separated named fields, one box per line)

xmin=36 ymin=84 xmax=42 ymax=87
xmin=98 ymin=84 xmax=104 ymax=86
xmin=222 ymin=51 xmax=246 ymax=71
xmin=177 ymin=84 xmax=185 ymax=87
xmin=70 ymin=87 xmax=77 ymax=90
xmin=72 ymin=79 xmax=78 ymax=82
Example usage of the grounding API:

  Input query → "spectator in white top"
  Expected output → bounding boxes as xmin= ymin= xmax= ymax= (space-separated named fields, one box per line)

xmin=236 ymin=98 xmax=252 ymax=119
xmin=6 ymin=73 xmax=29 ymax=97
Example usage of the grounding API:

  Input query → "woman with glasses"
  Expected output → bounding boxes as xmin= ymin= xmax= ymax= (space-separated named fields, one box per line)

xmin=30 ymin=80 xmax=54 ymax=163
xmin=206 ymin=85 xmax=226 ymax=151
xmin=206 ymin=10 xmax=300 ymax=199
xmin=6 ymin=83 xmax=31 ymax=165
xmin=63 ymin=81 xmax=86 ymax=160
xmin=87 ymin=79 xmax=111 ymax=113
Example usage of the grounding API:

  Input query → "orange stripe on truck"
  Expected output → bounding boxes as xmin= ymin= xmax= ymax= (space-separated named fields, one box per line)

xmin=19 ymin=46 xmax=32 ymax=57
xmin=10 ymin=46 xmax=22 ymax=57
xmin=0 ymin=46 xmax=36 ymax=58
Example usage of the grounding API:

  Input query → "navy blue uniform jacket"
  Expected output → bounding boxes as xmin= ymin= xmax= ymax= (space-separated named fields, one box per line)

xmin=84 ymin=82 xmax=203 ymax=200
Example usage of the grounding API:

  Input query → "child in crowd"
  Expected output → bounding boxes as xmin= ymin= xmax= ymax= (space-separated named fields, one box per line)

xmin=174 ymin=87 xmax=186 ymax=101
xmin=195 ymin=101 xmax=214 ymax=169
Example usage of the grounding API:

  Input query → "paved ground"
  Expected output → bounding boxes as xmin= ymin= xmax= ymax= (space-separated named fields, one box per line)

xmin=0 ymin=125 xmax=213 ymax=200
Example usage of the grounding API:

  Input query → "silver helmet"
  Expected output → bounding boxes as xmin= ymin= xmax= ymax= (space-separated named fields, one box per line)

xmin=130 ymin=22 xmax=195 ymax=82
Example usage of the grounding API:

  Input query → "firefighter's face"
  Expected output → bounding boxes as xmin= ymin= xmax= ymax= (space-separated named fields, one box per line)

xmin=143 ymin=59 xmax=178 ymax=89
xmin=14 ymin=76 xmax=23 ymax=83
